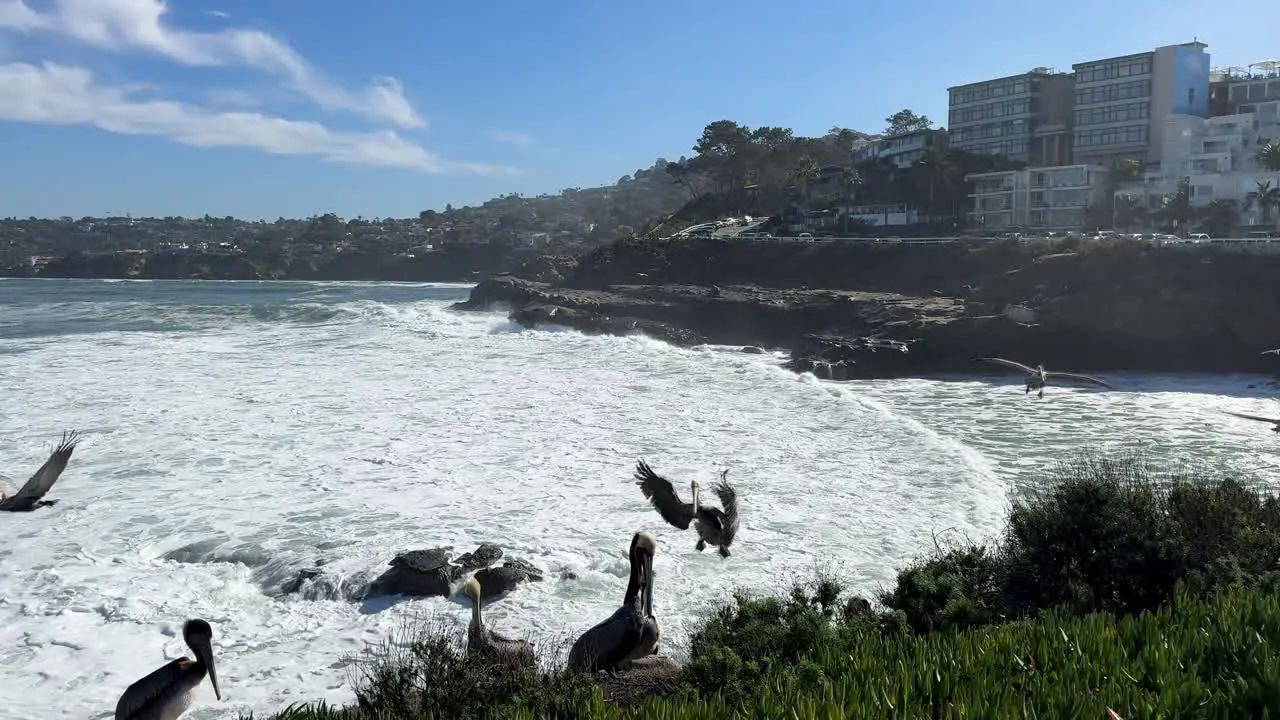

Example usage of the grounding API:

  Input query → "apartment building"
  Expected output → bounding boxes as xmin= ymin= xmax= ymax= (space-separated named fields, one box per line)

xmin=1211 ymin=61 xmax=1280 ymax=116
xmin=947 ymin=69 xmax=1074 ymax=165
xmin=1070 ymin=41 xmax=1211 ymax=166
xmin=967 ymin=165 xmax=1109 ymax=230
xmin=851 ymin=128 xmax=948 ymax=168
xmin=1115 ymin=100 xmax=1280 ymax=227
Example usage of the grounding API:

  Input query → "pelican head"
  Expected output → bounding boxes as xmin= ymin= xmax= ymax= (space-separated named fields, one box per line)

xmin=183 ymin=618 xmax=221 ymax=701
xmin=463 ymin=575 xmax=482 ymax=603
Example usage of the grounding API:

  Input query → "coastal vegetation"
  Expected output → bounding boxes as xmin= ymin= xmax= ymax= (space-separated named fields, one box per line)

xmin=244 ymin=454 xmax=1280 ymax=719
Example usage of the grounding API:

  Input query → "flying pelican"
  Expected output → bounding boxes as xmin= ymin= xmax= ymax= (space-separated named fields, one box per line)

xmin=1262 ymin=349 xmax=1280 ymax=356
xmin=115 ymin=618 xmax=221 ymax=720
xmin=0 ymin=430 xmax=80 ymax=512
xmin=567 ymin=531 xmax=659 ymax=673
xmin=978 ymin=358 xmax=1112 ymax=398
xmin=462 ymin=575 xmax=535 ymax=667
xmin=634 ymin=460 xmax=740 ymax=558
xmin=1222 ymin=410 xmax=1280 ymax=432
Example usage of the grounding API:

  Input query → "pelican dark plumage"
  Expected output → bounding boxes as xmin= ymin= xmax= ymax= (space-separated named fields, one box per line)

xmin=979 ymin=358 xmax=1112 ymax=399
xmin=462 ymin=575 xmax=535 ymax=667
xmin=0 ymin=430 xmax=80 ymax=512
xmin=567 ymin=531 xmax=660 ymax=673
xmin=1223 ymin=410 xmax=1280 ymax=432
xmin=634 ymin=461 xmax=739 ymax=558
xmin=115 ymin=618 xmax=221 ymax=720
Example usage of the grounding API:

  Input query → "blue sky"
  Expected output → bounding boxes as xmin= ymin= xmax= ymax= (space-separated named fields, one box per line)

xmin=0 ymin=0 xmax=1270 ymax=220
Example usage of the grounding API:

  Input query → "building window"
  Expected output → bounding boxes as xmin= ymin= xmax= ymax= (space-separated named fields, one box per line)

xmin=1074 ymin=80 xmax=1152 ymax=106
xmin=1073 ymin=58 xmax=1153 ymax=83
xmin=1074 ymin=125 xmax=1149 ymax=148
xmin=1073 ymin=101 xmax=1151 ymax=127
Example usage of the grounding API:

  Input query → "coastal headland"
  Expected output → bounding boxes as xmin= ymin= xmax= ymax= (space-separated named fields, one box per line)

xmin=455 ymin=236 xmax=1280 ymax=379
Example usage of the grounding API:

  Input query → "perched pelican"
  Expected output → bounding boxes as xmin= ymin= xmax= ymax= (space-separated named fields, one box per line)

xmin=115 ymin=618 xmax=221 ymax=720
xmin=567 ymin=531 xmax=659 ymax=673
xmin=462 ymin=575 xmax=535 ymax=667
xmin=0 ymin=430 xmax=80 ymax=512
xmin=634 ymin=461 xmax=740 ymax=558
xmin=1223 ymin=410 xmax=1280 ymax=432
xmin=979 ymin=358 xmax=1112 ymax=398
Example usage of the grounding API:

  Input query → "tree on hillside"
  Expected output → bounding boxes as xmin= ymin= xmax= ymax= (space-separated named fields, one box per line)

xmin=911 ymin=145 xmax=957 ymax=222
xmin=1161 ymin=179 xmax=1195 ymax=234
xmin=883 ymin=109 xmax=932 ymax=136
xmin=1257 ymin=142 xmax=1280 ymax=172
xmin=1244 ymin=179 xmax=1280 ymax=227
xmin=1113 ymin=193 xmax=1147 ymax=232
xmin=1198 ymin=199 xmax=1237 ymax=237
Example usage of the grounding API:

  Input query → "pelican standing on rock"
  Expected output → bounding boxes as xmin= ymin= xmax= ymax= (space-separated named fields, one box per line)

xmin=634 ymin=460 xmax=740 ymax=557
xmin=115 ymin=618 xmax=221 ymax=720
xmin=978 ymin=358 xmax=1112 ymax=398
xmin=567 ymin=531 xmax=659 ymax=673
xmin=462 ymin=575 xmax=535 ymax=667
xmin=0 ymin=430 xmax=80 ymax=512
xmin=1222 ymin=410 xmax=1280 ymax=432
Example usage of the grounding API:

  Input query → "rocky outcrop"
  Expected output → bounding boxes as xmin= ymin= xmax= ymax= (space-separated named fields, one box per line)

xmin=364 ymin=543 xmax=545 ymax=600
xmin=455 ymin=239 xmax=1280 ymax=377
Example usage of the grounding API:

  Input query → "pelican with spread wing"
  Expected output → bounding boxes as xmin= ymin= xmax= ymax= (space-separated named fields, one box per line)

xmin=979 ymin=358 xmax=1112 ymax=399
xmin=567 ymin=531 xmax=660 ymax=673
xmin=634 ymin=460 xmax=740 ymax=558
xmin=1222 ymin=410 xmax=1280 ymax=432
xmin=463 ymin=575 xmax=535 ymax=667
xmin=115 ymin=618 xmax=221 ymax=720
xmin=0 ymin=430 xmax=81 ymax=512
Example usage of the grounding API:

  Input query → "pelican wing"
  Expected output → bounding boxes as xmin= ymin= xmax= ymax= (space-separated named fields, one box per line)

xmin=568 ymin=605 xmax=644 ymax=672
xmin=115 ymin=658 xmax=190 ymax=720
xmin=0 ymin=431 xmax=80 ymax=512
xmin=979 ymin=357 xmax=1036 ymax=374
xmin=1223 ymin=410 xmax=1280 ymax=425
xmin=1044 ymin=371 xmax=1112 ymax=389
xmin=710 ymin=478 xmax=740 ymax=548
xmin=1261 ymin=349 xmax=1280 ymax=356
xmin=634 ymin=460 xmax=695 ymax=530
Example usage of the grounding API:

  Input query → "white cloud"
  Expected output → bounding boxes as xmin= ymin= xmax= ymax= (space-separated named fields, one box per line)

xmin=0 ymin=0 xmax=423 ymax=128
xmin=0 ymin=61 xmax=517 ymax=175
xmin=207 ymin=9 xmax=229 ymax=19
xmin=491 ymin=129 xmax=535 ymax=149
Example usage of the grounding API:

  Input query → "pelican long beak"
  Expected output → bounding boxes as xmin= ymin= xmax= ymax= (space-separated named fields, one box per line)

xmin=641 ymin=550 xmax=655 ymax=617
xmin=194 ymin=636 xmax=221 ymax=700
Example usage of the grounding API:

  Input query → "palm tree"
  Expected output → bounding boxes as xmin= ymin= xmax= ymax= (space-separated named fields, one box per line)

xmin=1113 ymin=193 xmax=1147 ymax=232
xmin=791 ymin=153 xmax=820 ymax=221
xmin=838 ymin=167 xmax=863 ymax=233
xmin=913 ymin=145 xmax=957 ymax=223
xmin=1244 ymin=179 xmax=1280 ymax=229
xmin=1160 ymin=179 xmax=1195 ymax=235
xmin=1198 ymin=199 xmax=1238 ymax=237
xmin=1257 ymin=142 xmax=1280 ymax=172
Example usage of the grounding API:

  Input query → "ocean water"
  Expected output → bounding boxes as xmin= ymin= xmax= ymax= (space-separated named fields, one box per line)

xmin=0 ymin=278 xmax=1277 ymax=719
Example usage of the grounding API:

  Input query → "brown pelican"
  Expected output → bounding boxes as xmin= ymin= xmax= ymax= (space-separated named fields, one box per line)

xmin=1223 ymin=410 xmax=1280 ymax=432
xmin=634 ymin=460 xmax=740 ymax=558
xmin=567 ymin=531 xmax=659 ymax=673
xmin=0 ymin=430 xmax=80 ymax=512
xmin=462 ymin=575 xmax=535 ymax=667
xmin=115 ymin=618 xmax=221 ymax=720
xmin=978 ymin=358 xmax=1112 ymax=398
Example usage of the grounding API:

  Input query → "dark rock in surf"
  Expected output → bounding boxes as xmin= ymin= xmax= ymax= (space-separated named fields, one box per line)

xmin=472 ymin=558 xmax=545 ymax=598
xmin=453 ymin=542 xmax=503 ymax=571
xmin=367 ymin=546 xmax=458 ymax=598
xmin=740 ymin=345 xmax=765 ymax=354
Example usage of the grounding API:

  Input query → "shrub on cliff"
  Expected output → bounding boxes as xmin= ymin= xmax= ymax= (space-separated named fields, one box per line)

xmin=881 ymin=454 xmax=1280 ymax=635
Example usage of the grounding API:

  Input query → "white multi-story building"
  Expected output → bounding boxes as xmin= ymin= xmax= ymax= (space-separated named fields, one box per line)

xmin=1116 ymin=99 xmax=1280 ymax=227
xmin=852 ymin=129 xmax=948 ymax=169
xmin=967 ymin=164 xmax=1110 ymax=230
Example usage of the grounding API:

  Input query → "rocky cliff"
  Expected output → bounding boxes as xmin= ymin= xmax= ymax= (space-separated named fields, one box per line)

xmin=459 ymin=237 xmax=1280 ymax=378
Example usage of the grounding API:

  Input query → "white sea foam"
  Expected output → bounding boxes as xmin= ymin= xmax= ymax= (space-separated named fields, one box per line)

xmin=0 ymin=279 xmax=1277 ymax=719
